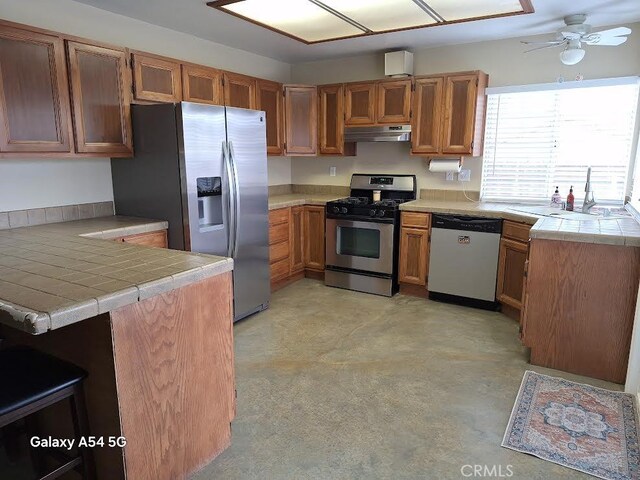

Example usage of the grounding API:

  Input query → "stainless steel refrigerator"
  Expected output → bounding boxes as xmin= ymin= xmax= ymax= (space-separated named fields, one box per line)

xmin=111 ymin=102 xmax=270 ymax=321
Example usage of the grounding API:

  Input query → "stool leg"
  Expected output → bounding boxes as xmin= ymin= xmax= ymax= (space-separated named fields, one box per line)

xmin=69 ymin=384 xmax=95 ymax=480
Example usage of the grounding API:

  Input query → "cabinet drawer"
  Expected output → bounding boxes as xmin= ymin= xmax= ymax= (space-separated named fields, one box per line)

xmin=503 ymin=221 xmax=531 ymax=243
xmin=269 ymin=240 xmax=289 ymax=264
xmin=269 ymin=223 xmax=289 ymax=245
xmin=269 ymin=208 xmax=289 ymax=226
xmin=401 ymin=212 xmax=430 ymax=229
xmin=270 ymin=258 xmax=290 ymax=281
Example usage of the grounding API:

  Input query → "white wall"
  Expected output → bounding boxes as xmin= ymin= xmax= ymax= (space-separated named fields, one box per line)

xmin=0 ymin=0 xmax=292 ymax=211
xmin=267 ymin=157 xmax=292 ymax=186
xmin=290 ymin=23 xmax=640 ymax=190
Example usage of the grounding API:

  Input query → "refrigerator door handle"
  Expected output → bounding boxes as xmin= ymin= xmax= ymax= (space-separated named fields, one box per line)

xmin=223 ymin=140 xmax=236 ymax=258
xmin=228 ymin=140 xmax=241 ymax=258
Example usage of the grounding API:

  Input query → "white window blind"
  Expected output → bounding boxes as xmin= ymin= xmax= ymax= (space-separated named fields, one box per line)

xmin=481 ymin=80 xmax=640 ymax=204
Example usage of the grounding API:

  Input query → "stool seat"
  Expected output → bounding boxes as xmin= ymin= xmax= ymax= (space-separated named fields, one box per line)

xmin=0 ymin=346 xmax=86 ymax=417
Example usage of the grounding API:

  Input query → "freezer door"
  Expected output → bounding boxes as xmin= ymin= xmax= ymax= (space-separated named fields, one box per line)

xmin=225 ymin=107 xmax=270 ymax=320
xmin=178 ymin=102 xmax=231 ymax=256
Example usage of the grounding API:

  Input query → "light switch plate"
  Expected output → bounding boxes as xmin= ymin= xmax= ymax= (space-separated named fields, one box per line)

xmin=458 ymin=169 xmax=471 ymax=182
xmin=330 ymin=166 xmax=336 ymax=177
xmin=445 ymin=172 xmax=455 ymax=181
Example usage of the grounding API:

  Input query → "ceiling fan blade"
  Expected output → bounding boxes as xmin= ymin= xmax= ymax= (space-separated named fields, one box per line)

xmin=524 ymin=43 xmax=566 ymax=53
xmin=585 ymin=35 xmax=628 ymax=46
xmin=592 ymin=26 xmax=632 ymax=37
xmin=520 ymin=40 xmax=565 ymax=46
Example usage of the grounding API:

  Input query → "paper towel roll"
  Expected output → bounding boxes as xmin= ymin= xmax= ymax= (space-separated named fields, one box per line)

xmin=429 ymin=159 xmax=461 ymax=173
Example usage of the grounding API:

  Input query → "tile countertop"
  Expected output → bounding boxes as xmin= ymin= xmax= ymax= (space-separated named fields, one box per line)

xmin=400 ymin=200 xmax=640 ymax=247
xmin=268 ymin=194 xmax=344 ymax=210
xmin=0 ymin=216 xmax=233 ymax=335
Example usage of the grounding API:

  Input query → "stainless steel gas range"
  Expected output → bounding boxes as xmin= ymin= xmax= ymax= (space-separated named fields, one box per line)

xmin=325 ymin=174 xmax=417 ymax=297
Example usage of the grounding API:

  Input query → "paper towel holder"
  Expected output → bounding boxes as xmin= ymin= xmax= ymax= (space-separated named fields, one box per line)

xmin=428 ymin=158 xmax=462 ymax=173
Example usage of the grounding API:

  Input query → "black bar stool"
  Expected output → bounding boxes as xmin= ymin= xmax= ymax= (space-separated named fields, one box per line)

xmin=0 ymin=346 xmax=95 ymax=479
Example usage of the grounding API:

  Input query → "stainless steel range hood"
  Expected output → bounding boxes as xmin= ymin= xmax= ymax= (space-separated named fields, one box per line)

xmin=344 ymin=125 xmax=411 ymax=142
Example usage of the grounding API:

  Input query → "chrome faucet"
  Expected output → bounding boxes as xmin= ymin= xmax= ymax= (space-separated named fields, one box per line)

xmin=581 ymin=167 xmax=596 ymax=213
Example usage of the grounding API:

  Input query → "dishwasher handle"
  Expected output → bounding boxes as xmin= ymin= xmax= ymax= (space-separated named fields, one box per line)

xmin=432 ymin=214 xmax=503 ymax=234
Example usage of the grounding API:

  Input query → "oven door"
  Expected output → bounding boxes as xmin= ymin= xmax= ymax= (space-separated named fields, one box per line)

xmin=326 ymin=218 xmax=394 ymax=274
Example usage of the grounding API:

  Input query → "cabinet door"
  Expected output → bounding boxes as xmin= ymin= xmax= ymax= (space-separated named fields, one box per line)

xmin=441 ymin=73 xmax=478 ymax=155
xmin=318 ymin=84 xmax=344 ymax=155
xmin=67 ymin=41 xmax=132 ymax=155
xmin=182 ymin=64 xmax=223 ymax=105
xmin=132 ymin=53 xmax=182 ymax=103
xmin=284 ymin=85 xmax=317 ymax=156
xmin=496 ymin=238 xmax=528 ymax=310
xmin=412 ymin=77 xmax=444 ymax=154
xmin=223 ymin=72 xmax=256 ymax=109
xmin=344 ymin=82 xmax=376 ymax=126
xmin=377 ymin=79 xmax=412 ymax=124
xmin=303 ymin=206 xmax=325 ymax=270
xmin=119 ymin=230 xmax=168 ymax=248
xmin=290 ymin=206 xmax=304 ymax=274
xmin=0 ymin=26 xmax=72 ymax=152
xmin=398 ymin=227 xmax=429 ymax=286
xmin=256 ymin=79 xmax=283 ymax=155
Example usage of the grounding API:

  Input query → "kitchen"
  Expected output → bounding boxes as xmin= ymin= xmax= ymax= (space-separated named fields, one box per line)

xmin=0 ymin=1 xmax=640 ymax=478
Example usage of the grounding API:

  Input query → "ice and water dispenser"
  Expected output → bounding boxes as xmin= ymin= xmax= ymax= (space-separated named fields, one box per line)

xmin=197 ymin=177 xmax=223 ymax=232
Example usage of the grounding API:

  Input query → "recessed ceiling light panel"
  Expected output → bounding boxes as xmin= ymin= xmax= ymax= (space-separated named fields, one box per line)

xmin=208 ymin=0 xmax=534 ymax=44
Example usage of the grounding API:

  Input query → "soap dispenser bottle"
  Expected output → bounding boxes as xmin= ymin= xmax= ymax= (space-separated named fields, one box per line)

xmin=551 ymin=186 xmax=562 ymax=208
xmin=566 ymin=186 xmax=575 ymax=211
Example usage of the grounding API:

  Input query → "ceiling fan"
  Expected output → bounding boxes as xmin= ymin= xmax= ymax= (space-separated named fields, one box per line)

xmin=521 ymin=14 xmax=632 ymax=65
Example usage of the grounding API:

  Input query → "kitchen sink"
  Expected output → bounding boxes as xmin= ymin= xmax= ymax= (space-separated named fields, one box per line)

xmin=508 ymin=205 xmax=628 ymax=221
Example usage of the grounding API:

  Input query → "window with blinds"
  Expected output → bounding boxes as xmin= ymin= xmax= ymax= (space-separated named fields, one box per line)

xmin=481 ymin=79 xmax=640 ymax=204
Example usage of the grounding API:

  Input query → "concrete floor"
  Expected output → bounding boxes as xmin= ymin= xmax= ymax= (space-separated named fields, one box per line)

xmin=195 ymin=279 xmax=620 ymax=480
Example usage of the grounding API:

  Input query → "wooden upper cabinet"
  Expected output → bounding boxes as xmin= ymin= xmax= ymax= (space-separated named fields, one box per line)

xmin=442 ymin=72 xmax=487 ymax=156
xmin=411 ymin=71 xmax=487 ymax=156
xmin=66 ymin=41 xmax=133 ymax=155
xmin=132 ymin=53 xmax=182 ymax=103
xmin=256 ymin=79 xmax=283 ymax=155
xmin=376 ymin=79 xmax=412 ymax=124
xmin=412 ymin=77 xmax=444 ymax=154
xmin=182 ymin=64 xmax=223 ymax=105
xmin=345 ymin=82 xmax=376 ymax=126
xmin=318 ymin=84 xmax=344 ymax=155
xmin=223 ymin=72 xmax=256 ymax=109
xmin=0 ymin=25 xmax=73 ymax=153
xmin=283 ymin=85 xmax=317 ymax=156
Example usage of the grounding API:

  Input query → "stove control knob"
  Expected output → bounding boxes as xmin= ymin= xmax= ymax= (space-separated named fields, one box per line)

xmin=340 ymin=207 xmax=348 ymax=214
xmin=377 ymin=210 xmax=386 ymax=217
xmin=332 ymin=206 xmax=340 ymax=214
xmin=369 ymin=209 xmax=377 ymax=217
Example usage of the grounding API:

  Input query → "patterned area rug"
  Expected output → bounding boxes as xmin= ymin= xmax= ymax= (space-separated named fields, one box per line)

xmin=502 ymin=371 xmax=640 ymax=480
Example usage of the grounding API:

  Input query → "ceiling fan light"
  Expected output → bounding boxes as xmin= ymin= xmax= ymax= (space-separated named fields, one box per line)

xmin=559 ymin=47 xmax=585 ymax=65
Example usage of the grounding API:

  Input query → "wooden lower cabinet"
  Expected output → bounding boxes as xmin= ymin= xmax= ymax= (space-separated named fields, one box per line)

xmin=522 ymin=239 xmax=640 ymax=384
xmin=398 ymin=212 xmax=431 ymax=288
xmin=113 ymin=230 xmax=168 ymax=248
xmin=269 ymin=205 xmax=325 ymax=289
xmin=303 ymin=206 xmax=325 ymax=271
xmin=290 ymin=206 xmax=304 ymax=274
xmin=496 ymin=220 xmax=531 ymax=321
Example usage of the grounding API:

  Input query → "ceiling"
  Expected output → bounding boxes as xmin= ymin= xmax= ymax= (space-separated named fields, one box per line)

xmin=73 ymin=0 xmax=640 ymax=63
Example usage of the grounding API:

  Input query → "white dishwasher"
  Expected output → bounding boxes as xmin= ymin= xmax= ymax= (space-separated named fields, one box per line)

xmin=428 ymin=214 xmax=502 ymax=310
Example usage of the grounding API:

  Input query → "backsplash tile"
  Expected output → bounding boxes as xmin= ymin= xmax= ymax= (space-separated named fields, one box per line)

xmin=268 ymin=184 xmax=293 ymax=196
xmin=1 ymin=202 xmax=114 ymax=230
xmin=292 ymin=184 xmax=351 ymax=196
xmin=420 ymin=189 xmax=480 ymax=202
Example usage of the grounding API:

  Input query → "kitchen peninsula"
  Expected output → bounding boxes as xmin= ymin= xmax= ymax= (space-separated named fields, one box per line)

xmin=0 ymin=217 xmax=235 ymax=480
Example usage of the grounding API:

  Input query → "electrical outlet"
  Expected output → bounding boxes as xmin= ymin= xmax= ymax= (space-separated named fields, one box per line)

xmin=446 ymin=171 xmax=455 ymax=181
xmin=329 ymin=166 xmax=336 ymax=177
xmin=458 ymin=169 xmax=471 ymax=182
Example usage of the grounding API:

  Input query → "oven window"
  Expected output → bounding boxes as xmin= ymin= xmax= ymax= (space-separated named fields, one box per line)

xmin=337 ymin=226 xmax=380 ymax=259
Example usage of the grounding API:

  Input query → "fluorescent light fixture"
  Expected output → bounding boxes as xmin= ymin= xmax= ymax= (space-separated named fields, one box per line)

xmin=208 ymin=0 xmax=534 ymax=44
